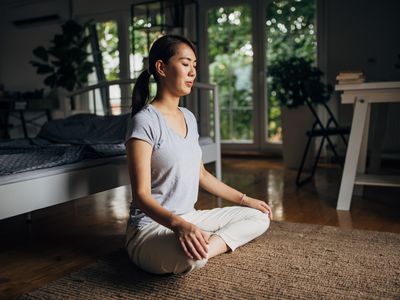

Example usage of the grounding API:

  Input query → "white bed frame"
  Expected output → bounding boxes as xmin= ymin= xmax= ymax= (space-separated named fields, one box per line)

xmin=0 ymin=82 xmax=221 ymax=220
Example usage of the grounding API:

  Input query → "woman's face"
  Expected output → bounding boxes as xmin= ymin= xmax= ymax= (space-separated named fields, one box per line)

xmin=158 ymin=43 xmax=197 ymax=97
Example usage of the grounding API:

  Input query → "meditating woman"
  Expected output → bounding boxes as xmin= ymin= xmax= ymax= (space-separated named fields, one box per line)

xmin=125 ymin=35 xmax=272 ymax=275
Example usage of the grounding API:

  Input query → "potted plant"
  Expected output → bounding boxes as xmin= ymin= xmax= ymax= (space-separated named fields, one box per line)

xmin=268 ymin=56 xmax=332 ymax=169
xmin=30 ymin=19 xmax=94 ymax=111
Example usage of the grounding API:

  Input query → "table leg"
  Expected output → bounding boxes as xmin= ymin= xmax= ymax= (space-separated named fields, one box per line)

xmin=337 ymin=99 xmax=369 ymax=210
xmin=354 ymin=103 xmax=371 ymax=196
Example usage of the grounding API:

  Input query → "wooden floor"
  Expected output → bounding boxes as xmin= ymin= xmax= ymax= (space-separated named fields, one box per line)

xmin=1 ymin=157 xmax=399 ymax=299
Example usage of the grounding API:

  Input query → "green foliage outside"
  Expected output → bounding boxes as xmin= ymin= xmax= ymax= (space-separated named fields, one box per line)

xmin=96 ymin=21 xmax=120 ymax=81
xmin=130 ymin=16 xmax=162 ymax=97
xmin=131 ymin=17 xmax=162 ymax=55
xmin=208 ymin=7 xmax=253 ymax=142
xmin=266 ymin=0 xmax=316 ymax=142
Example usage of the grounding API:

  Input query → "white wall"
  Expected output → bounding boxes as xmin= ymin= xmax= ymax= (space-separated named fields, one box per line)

xmin=0 ymin=21 xmax=60 ymax=92
xmin=325 ymin=0 xmax=400 ymax=84
xmin=0 ymin=0 xmax=69 ymax=91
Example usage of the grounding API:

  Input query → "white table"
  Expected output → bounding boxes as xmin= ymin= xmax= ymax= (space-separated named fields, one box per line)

xmin=335 ymin=81 xmax=400 ymax=211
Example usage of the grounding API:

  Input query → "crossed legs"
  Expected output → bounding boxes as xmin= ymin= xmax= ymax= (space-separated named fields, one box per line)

xmin=126 ymin=206 xmax=270 ymax=275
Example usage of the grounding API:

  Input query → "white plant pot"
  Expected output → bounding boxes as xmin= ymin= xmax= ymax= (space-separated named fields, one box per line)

xmin=281 ymin=106 xmax=315 ymax=170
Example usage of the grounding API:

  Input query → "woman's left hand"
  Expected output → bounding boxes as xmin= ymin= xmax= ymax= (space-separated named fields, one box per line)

xmin=242 ymin=196 xmax=273 ymax=220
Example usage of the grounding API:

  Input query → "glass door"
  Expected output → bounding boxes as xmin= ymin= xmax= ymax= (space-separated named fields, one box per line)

xmin=206 ymin=0 xmax=317 ymax=153
xmin=265 ymin=0 xmax=317 ymax=144
xmin=208 ymin=4 xmax=254 ymax=145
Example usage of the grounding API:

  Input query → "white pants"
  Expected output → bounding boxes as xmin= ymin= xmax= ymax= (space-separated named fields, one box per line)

xmin=125 ymin=206 xmax=270 ymax=275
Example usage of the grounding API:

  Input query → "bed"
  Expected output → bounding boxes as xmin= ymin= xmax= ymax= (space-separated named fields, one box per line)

xmin=0 ymin=81 xmax=221 ymax=220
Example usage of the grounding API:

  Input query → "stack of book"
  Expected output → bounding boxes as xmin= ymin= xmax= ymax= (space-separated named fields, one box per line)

xmin=336 ymin=71 xmax=365 ymax=84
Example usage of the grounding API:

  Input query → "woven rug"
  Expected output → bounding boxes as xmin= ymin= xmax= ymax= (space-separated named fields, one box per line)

xmin=19 ymin=221 xmax=400 ymax=299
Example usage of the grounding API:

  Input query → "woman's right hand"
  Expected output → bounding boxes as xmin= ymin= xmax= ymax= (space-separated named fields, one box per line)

xmin=172 ymin=220 xmax=209 ymax=260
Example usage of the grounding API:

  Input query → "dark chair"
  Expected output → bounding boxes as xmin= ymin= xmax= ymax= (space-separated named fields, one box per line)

xmin=296 ymin=98 xmax=350 ymax=186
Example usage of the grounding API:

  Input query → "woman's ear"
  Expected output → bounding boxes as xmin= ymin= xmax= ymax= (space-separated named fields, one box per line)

xmin=155 ymin=60 xmax=166 ymax=77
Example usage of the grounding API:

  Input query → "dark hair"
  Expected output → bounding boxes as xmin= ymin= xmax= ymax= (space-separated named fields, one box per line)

xmin=131 ymin=35 xmax=196 ymax=116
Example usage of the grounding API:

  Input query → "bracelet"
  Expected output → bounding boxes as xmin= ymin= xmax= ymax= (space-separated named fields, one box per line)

xmin=239 ymin=193 xmax=246 ymax=206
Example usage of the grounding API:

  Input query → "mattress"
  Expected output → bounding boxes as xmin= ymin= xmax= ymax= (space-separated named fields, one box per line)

xmin=0 ymin=139 xmax=125 ymax=177
xmin=0 ymin=155 xmax=127 ymax=186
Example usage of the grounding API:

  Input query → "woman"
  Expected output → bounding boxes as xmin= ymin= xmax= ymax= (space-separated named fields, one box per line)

xmin=125 ymin=35 xmax=272 ymax=275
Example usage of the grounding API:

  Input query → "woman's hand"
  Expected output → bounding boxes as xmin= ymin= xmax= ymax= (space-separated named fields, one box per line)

xmin=242 ymin=196 xmax=273 ymax=220
xmin=172 ymin=220 xmax=209 ymax=260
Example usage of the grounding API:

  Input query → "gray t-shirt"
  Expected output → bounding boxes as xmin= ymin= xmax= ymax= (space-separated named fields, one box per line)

xmin=125 ymin=104 xmax=202 ymax=228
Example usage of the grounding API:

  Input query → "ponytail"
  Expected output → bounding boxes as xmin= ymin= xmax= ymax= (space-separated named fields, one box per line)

xmin=131 ymin=70 xmax=151 ymax=117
